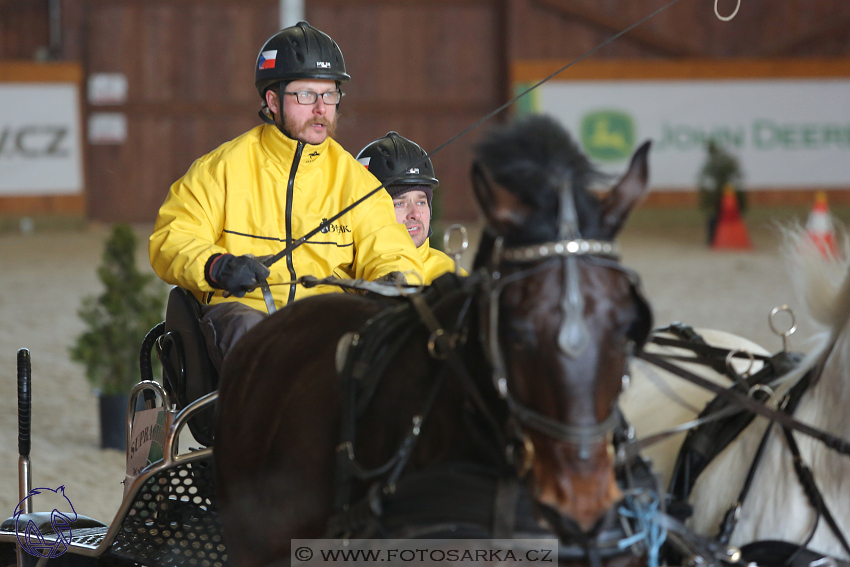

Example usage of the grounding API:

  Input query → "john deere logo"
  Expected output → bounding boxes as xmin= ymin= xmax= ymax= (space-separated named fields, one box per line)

xmin=580 ymin=110 xmax=635 ymax=162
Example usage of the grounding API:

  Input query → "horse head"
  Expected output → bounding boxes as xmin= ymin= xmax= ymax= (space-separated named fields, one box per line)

xmin=470 ymin=115 xmax=652 ymax=536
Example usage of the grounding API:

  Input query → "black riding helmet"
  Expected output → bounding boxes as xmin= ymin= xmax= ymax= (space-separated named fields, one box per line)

xmin=255 ymin=21 xmax=350 ymax=99
xmin=355 ymin=132 xmax=439 ymax=188
xmin=357 ymin=132 xmax=438 ymax=241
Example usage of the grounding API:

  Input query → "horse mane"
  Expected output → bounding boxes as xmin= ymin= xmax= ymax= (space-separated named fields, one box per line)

xmin=781 ymin=222 xmax=850 ymax=335
xmin=472 ymin=114 xmax=607 ymax=247
xmin=688 ymin=221 xmax=850 ymax=557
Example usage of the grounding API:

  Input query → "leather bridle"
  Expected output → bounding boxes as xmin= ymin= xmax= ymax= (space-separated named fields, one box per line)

xmin=478 ymin=175 xmax=649 ymax=452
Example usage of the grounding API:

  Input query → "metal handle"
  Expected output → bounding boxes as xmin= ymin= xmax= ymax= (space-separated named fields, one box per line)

xmin=17 ymin=349 xmax=31 ymax=458
xmin=17 ymin=348 xmax=33 ymax=515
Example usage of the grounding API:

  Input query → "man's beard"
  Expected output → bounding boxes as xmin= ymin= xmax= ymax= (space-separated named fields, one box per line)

xmin=276 ymin=112 xmax=339 ymax=143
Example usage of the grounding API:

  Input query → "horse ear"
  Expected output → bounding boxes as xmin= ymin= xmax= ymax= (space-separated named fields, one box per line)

xmin=471 ymin=162 xmax=533 ymax=235
xmin=600 ymin=141 xmax=651 ymax=238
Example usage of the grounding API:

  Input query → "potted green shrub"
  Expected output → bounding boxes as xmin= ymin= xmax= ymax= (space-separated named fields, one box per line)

xmin=69 ymin=224 xmax=166 ymax=450
xmin=697 ymin=140 xmax=747 ymax=244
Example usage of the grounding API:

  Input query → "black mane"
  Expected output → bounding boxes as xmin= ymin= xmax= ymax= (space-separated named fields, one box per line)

xmin=472 ymin=115 xmax=607 ymax=247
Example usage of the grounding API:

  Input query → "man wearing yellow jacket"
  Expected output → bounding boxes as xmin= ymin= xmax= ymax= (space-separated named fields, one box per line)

xmin=356 ymin=132 xmax=466 ymax=283
xmin=150 ymin=23 xmax=423 ymax=365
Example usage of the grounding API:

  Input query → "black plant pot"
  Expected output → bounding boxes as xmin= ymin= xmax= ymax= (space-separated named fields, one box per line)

xmin=98 ymin=393 xmax=129 ymax=451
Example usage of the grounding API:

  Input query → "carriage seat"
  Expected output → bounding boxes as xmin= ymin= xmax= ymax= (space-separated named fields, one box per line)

xmin=156 ymin=287 xmax=219 ymax=447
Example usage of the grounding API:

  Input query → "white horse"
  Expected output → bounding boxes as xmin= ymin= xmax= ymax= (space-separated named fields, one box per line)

xmin=620 ymin=328 xmax=770 ymax=491
xmin=621 ymin=225 xmax=849 ymax=559
xmin=688 ymin=227 xmax=850 ymax=559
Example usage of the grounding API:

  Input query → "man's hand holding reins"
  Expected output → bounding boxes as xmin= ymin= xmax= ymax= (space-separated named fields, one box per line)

xmin=205 ymin=253 xmax=271 ymax=298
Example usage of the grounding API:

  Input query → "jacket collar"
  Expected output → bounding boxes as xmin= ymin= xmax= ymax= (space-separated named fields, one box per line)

xmin=261 ymin=124 xmax=330 ymax=169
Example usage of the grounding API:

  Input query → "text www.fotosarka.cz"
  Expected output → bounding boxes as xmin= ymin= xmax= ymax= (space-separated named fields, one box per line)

xmin=292 ymin=538 xmax=558 ymax=565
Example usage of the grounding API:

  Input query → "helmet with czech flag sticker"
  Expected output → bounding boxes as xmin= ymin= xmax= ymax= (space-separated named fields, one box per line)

xmin=254 ymin=21 xmax=350 ymax=99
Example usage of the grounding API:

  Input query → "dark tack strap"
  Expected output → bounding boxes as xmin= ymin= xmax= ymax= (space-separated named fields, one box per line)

xmin=638 ymin=351 xmax=850 ymax=458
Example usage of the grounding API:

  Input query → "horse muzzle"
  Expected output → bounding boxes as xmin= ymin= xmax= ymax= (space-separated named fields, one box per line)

xmin=532 ymin=439 xmax=621 ymax=533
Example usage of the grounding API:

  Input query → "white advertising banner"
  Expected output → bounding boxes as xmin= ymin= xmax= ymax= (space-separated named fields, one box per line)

xmin=531 ymin=79 xmax=850 ymax=190
xmin=0 ymin=83 xmax=83 ymax=196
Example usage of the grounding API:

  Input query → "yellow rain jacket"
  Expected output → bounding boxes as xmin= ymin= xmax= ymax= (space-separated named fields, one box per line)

xmin=150 ymin=124 xmax=424 ymax=312
xmin=419 ymin=238 xmax=467 ymax=284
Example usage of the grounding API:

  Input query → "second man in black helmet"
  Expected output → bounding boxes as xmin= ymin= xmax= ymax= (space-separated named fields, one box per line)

xmin=357 ymin=132 xmax=466 ymax=283
xmin=149 ymin=22 xmax=423 ymax=366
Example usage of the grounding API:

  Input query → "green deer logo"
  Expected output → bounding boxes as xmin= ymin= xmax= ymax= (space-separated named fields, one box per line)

xmin=581 ymin=111 xmax=635 ymax=162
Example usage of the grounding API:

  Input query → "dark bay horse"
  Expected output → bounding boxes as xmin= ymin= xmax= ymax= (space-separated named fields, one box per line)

xmin=214 ymin=115 xmax=652 ymax=567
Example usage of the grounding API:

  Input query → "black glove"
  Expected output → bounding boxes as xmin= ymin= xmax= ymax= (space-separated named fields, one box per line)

xmin=374 ymin=271 xmax=408 ymax=285
xmin=205 ymin=254 xmax=270 ymax=298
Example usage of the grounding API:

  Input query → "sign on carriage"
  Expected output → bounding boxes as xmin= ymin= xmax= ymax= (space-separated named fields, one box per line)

xmin=514 ymin=59 xmax=850 ymax=190
xmin=0 ymin=82 xmax=83 ymax=196
xmin=125 ymin=407 xmax=165 ymax=496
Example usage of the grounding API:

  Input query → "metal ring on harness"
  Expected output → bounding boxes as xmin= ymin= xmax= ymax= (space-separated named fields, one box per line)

xmin=443 ymin=224 xmax=469 ymax=276
xmin=725 ymin=348 xmax=755 ymax=379
xmin=769 ymin=305 xmax=797 ymax=352
xmin=748 ymin=383 xmax=776 ymax=404
xmin=427 ymin=329 xmax=454 ymax=360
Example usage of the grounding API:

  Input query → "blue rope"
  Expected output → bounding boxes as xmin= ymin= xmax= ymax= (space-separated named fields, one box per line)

xmin=617 ymin=489 xmax=668 ymax=567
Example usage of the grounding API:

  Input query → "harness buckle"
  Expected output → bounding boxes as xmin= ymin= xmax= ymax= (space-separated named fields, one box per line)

xmin=336 ymin=441 xmax=354 ymax=461
xmin=427 ymin=329 xmax=455 ymax=360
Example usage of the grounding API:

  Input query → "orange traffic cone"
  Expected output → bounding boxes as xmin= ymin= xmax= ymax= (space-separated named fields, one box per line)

xmin=805 ymin=191 xmax=838 ymax=258
xmin=712 ymin=183 xmax=753 ymax=250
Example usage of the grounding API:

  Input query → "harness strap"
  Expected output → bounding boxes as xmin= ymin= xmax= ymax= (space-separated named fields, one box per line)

xmin=332 ymin=275 xmax=508 ymax=518
xmin=637 ymin=351 xmax=850 ymax=459
xmin=333 ymin=321 xmax=449 ymax=512
xmin=407 ymin=290 xmax=508 ymax=450
xmin=716 ymin=373 xmax=812 ymax=543
xmin=505 ymin=393 xmax=621 ymax=445
xmin=779 ymin=373 xmax=850 ymax=557
xmin=783 ymin=426 xmax=850 ymax=557
xmin=492 ymin=478 xmax=521 ymax=538
xmin=718 ymin=368 xmax=850 ymax=560
xmin=716 ymin=419 xmax=774 ymax=544
xmin=650 ymin=335 xmax=771 ymax=374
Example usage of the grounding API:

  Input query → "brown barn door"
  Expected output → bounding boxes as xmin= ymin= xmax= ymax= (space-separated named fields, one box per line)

xmin=308 ymin=0 xmax=509 ymax=222
xmin=83 ymin=0 xmax=279 ymax=222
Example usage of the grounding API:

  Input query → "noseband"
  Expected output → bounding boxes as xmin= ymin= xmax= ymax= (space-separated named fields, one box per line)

xmin=481 ymin=177 xmax=641 ymax=450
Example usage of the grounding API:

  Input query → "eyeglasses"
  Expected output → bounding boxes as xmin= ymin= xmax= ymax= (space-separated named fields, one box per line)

xmin=282 ymin=90 xmax=344 ymax=105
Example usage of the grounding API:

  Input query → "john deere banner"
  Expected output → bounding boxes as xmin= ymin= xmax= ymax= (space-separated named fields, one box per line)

xmin=514 ymin=61 xmax=850 ymax=190
xmin=0 ymin=82 xmax=83 ymax=196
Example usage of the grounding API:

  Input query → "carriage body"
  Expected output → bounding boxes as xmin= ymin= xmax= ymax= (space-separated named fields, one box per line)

xmin=0 ymin=345 xmax=228 ymax=567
